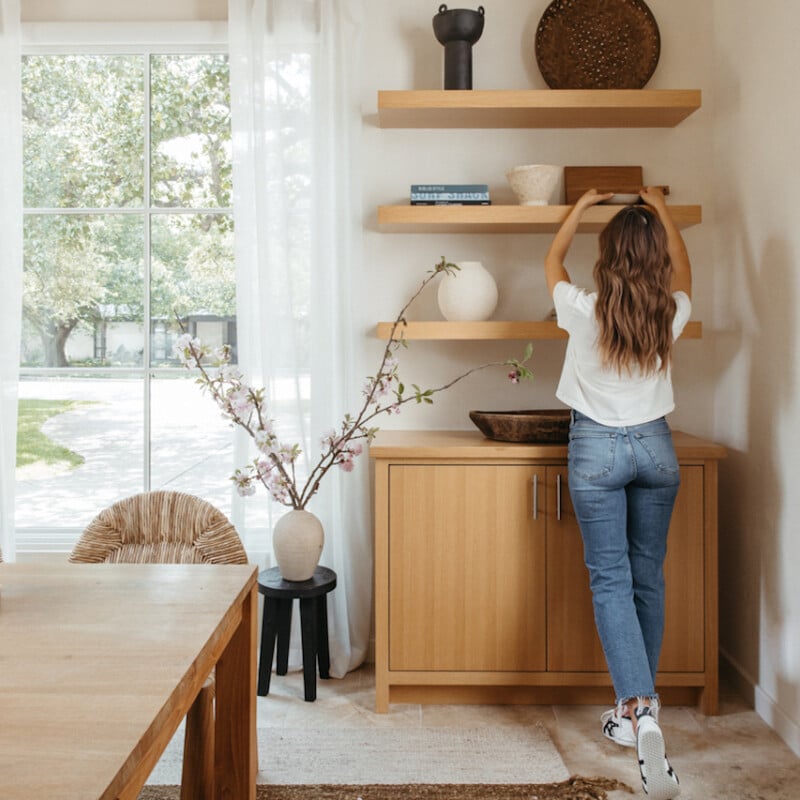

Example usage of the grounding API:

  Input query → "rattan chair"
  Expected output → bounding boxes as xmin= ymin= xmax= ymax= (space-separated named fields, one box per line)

xmin=69 ymin=490 xmax=248 ymax=800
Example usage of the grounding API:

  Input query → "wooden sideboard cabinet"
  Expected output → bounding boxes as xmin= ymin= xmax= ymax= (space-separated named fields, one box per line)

xmin=370 ymin=429 xmax=725 ymax=714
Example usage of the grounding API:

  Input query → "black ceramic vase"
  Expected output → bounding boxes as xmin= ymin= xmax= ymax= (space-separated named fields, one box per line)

xmin=432 ymin=4 xmax=485 ymax=90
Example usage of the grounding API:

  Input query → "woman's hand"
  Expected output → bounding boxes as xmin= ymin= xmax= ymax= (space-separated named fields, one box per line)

xmin=575 ymin=188 xmax=614 ymax=210
xmin=639 ymin=185 xmax=668 ymax=212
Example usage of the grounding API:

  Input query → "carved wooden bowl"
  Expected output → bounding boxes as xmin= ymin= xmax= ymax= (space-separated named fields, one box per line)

xmin=469 ymin=409 xmax=571 ymax=444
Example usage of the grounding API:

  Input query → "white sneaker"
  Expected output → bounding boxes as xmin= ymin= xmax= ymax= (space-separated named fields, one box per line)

xmin=635 ymin=707 xmax=680 ymax=800
xmin=601 ymin=705 xmax=636 ymax=748
xmin=602 ymin=698 xmax=660 ymax=748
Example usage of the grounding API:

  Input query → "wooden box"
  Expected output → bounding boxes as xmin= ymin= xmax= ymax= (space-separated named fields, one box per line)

xmin=564 ymin=166 xmax=643 ymax=203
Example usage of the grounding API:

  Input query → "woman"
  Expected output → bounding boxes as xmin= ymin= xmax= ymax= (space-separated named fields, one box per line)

xmin=544 ymin=186 xmax=691 ymax=800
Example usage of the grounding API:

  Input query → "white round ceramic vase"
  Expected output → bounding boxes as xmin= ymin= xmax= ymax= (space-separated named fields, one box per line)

xmin=437 ymin=260 xmax=499 ymax=321
xmin=272 ymin=509 xmax=324 ymax=581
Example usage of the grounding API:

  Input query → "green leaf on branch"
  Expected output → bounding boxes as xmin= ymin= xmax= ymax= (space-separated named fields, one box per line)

xmin=523 ymin=342 xmax=534 ymax=362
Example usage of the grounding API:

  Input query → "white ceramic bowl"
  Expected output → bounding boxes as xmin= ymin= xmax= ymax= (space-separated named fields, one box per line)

xmin=601 ymin=193 xmax=641 ymax=205
xmin=505 ymin=164 xmax=562 ymax=206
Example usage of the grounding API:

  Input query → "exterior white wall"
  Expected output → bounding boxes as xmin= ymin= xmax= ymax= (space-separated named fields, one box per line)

xmin=712 ymin=0 xmax=800 ymax=756
xmin=67 ymin=321 xmax=141 ymax=362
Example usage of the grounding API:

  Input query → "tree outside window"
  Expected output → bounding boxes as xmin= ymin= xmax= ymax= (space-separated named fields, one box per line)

xmin=17 ymin=50 xmax=238 ymax=548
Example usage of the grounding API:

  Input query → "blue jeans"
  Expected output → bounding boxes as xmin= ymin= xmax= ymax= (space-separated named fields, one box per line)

xmin=567 ymin=410 xmax=680 ymax=705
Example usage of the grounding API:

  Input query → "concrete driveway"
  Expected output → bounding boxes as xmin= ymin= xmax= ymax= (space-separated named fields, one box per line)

xmin=15 ymin=376 xmax=237 ymax=530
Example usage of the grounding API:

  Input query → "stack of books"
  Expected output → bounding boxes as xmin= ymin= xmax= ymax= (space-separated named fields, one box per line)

xmin=410 ymin=184 xmax=491 ymax=205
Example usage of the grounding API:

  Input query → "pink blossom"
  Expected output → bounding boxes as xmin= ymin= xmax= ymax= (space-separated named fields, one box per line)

xmin=255 ymin=459 xmax=274 ymax=479
xmin=218 ymin=363 xmax=243 ymax=382
xmin=277 ymin=444 xmax=297 ymax=463
xmin=254 ymin=427 xmax=277 ymax=453
xmin=227 ymin=387 xmax=254 ymax=416
xmin=320 ymin=428 xmax=337 ymax=449
xmin=232 ymin=470 xmax=256 ymax=497
xmin=266 ymin=474 xmax=291 ymax=504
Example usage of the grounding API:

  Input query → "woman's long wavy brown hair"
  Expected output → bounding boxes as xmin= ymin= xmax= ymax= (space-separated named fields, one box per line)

xmin=593 ymin=205 xmax=676 ymax=375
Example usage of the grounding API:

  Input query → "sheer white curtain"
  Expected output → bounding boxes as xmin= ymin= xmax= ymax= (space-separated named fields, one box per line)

xmin=228 ymin=0 xmax=369 ymax=675
xmin=0 ymin=0 xmax=23 ymax=562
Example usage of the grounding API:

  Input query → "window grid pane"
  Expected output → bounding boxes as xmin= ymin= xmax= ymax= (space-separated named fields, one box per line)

xmin=17 ymin=50 xmax=236 ymax=550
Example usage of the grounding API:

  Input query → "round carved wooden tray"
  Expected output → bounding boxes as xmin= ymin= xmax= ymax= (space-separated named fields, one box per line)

xmin=535 ymin=0 xmax=661 ymax=89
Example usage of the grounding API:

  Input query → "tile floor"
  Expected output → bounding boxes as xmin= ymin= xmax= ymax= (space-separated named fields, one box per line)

xmin=258 ymin=664 xmax=800 ymax=799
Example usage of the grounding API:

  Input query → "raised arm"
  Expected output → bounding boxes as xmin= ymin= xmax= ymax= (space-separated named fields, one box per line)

xmin=544 ymin=189 xmax=613 ymax=296
xmin=640 ymin=186 xmax=692 ymax=298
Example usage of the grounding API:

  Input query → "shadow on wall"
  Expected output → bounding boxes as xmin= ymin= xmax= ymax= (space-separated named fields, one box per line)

xmin=716 ymin=212 xmax=796 ymax=707
xmin=746 ymin=235 xmax=797 ymax=715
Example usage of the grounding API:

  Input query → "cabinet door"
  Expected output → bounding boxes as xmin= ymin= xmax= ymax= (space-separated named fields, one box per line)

xmin=388 ymin=464 xmax=547 ymax=671
xmin=546 ymin=465 xmax=705 ymax=673
xmin=545 ymin=466 xmax=606 ymax=671
xmin=660 ymin=465 xmax=705 ymax=672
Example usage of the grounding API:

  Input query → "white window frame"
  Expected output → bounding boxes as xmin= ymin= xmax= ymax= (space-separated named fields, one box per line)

xmin=18 ymin=22 xmax=234 ymax=553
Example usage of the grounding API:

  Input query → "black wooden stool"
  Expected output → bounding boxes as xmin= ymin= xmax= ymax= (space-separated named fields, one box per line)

xmin=257 ymin=565 xmax=337 ymax=702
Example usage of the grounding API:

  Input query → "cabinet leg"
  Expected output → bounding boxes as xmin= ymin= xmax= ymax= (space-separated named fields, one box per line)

xmin=375 ymin=672 xmax=389 ymax=713
xmin=699 ymin=683 xmax=719 ymax=715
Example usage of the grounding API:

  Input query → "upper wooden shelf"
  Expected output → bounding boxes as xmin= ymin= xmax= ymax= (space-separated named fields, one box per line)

xmin=377 ymin=204 xmax=702 ymax=233
xmin=375 ymin=320 xmax=703 ymax=340
xmin=377 ymin=89 xmax=702 ymax=129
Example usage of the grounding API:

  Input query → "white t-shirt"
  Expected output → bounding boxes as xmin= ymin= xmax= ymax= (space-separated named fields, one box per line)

xmin=553 ymin=281 xmax=692 ymax=427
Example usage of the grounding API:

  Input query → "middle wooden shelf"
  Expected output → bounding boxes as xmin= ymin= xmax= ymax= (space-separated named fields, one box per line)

xmin=378 ymin=204 xmax=702 ymax=233
xmin=375 ymin=320 xmax=703 ymax=340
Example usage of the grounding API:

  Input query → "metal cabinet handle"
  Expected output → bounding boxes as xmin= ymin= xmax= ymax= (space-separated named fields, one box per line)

xmin=532 ymin=474 xmax=538 ymax=520
xmin=556 ymin=473 xmax=562 ymax=521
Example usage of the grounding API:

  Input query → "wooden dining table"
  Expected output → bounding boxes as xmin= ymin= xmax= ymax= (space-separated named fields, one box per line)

xmin=0 ymin=562 xmax=258 ymax=800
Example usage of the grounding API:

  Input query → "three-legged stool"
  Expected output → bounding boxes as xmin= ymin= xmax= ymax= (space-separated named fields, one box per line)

xmin=257 ymin=565 xmax=337 ymax=702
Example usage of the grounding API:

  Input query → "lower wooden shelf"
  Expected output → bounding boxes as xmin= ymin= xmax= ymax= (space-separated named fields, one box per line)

xmin=375 ymin=320 xmax=703 ymax=340
xmin=377 ymin=204 xmax=702 ymax=233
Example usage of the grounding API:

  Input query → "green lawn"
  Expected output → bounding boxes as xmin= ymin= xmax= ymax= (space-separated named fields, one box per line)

xmin=17 ymin=398 xmax=87 ymax=469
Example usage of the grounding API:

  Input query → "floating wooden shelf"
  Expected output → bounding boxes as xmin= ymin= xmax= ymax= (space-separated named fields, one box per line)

xmin=375 ymin=320 xmax=703 ymax=340
xmin=377 ymin=204 xmax=702 ymax=233
xmin=374 ymin=88 xmax=704 ymax=343
xmin=377 ymin=89 xmax=702 ymax=129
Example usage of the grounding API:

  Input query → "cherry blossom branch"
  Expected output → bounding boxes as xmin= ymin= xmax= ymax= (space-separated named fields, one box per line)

xmin=174 ymin=257 xmax=533 ymax=510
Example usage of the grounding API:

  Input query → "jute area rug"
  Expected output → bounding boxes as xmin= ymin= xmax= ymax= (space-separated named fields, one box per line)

xmin=146 ymin=725 xmax=571 ymax=785
xmin=140 ymin=721 xmax=633 ymax=798
xmin=137 ymin=775 xmax=633 ymax=800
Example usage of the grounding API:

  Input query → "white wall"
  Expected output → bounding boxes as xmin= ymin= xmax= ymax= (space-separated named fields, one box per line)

xmin=21 ymin=0 xmax=226 ymax=22
xmin=712 ymin=0 xmax=800 ymax=756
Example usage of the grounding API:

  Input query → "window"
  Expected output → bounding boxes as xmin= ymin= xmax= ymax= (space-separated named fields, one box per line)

xmin=17 ymin=36 xmax=237 ymax=552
